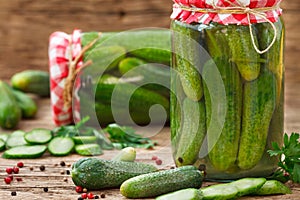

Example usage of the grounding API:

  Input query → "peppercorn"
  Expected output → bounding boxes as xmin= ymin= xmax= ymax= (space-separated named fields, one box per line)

xmin=63 ymin=177 xmax=68 ymax=182
xmin=155 ymin=159 xmax=162 ymax=165
xmin=17 ymin=162 xmax=24 ymax=168
xmin=29 ymin=166 xmax=34 ymax=171
xmin=16 ymin=177 xmax=22 ymax=182
xmin=4 ymin=177 xmax=12 ymax=184
xmin=11 ymin=191 xmax=17 ymax=196
xmin=60 ymin=170 xmax=65 ymax=175
xmin=95 ymin=195 xmax=99 ymax=199
xmin=100 ymin=193 xmax=105 ymax=198
xmin=66 ymin=170 xmax=70 ymax=175
xmin=60 ymin=161 xmax=66 ymax=167
xmin=6 ymin=167 xmax=13 ymax=174
xmin=78 ymin=197 xmax=84 ymax=200
xmin=39 ymin=165 xmax=46 ymax=171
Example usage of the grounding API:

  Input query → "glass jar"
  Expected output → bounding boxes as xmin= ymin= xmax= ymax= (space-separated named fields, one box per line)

xmin=170 ymin=14 xmax=285 ymax=180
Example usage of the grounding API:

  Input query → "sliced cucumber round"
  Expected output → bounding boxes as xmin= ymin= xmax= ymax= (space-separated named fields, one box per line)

xmin=156 ymin=188 xmax=203 ymax=200
xmin=230 ymin=177 xmax=266 ymax=196
xmin=48 ymin=137 xmax=75 ymax=156
xmin=75 ymin=144 xmax=103 ymax=156
xmin=2 ymin=145 xmax=47 ymax=159
xmin=201 ymin=183 xmax=238 ymax=200
xmin=72 ymin=136 xmax=97 ymax=144
xmin=0 ymin=133 xmax=9 ymax=142
xmin=0 ymin=139 xmax=5 ymax=151
xmin=6 ymin=130 xmax=28 ymax=148
xmin=24 ymin=128 xmax=53 ymax=144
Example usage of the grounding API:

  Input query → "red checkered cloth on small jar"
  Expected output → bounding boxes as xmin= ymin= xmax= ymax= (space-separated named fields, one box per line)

xmin=171 ymin=0 xmax=283 ymax=25
xmin=48 ymin=29 xmax=82 ymax=126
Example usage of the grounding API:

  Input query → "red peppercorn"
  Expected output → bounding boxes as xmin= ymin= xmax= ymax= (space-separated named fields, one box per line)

xmin=6 ymin=167 xmax=13 ymax=174
xmin=17 ymin=162 xmax=24 ymax=168
xmin=76 ymin=186 xmax=83 ymax=193
xmin=13 ymin=166 xmax=19 ymax=174
xmin=87 ymin=192 xmax=94 ymax=199
xmin=4 ymin=177 xmax=12 ymax=184
xmin=155 ymin=159 xmax=162 ymax=165
xmin=151 ymin=155 xmax=158 ymax=160
xmin=8 ymin=175 xmax=13 ymax=181
xmin=81 ymin=193 xmax=88 ymax=199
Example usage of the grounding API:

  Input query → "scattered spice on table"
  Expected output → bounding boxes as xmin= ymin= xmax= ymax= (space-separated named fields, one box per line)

xmin=11 ymin=191 xmax=17 ymax=196
xmin=39 ymin=165 xmax=46 ymax=171
xmin=17 ymin=162 xmax=24 ymax=168
xmin=16 ymin=177 xmax=22 ymax=182
xmin=60 ymin=170 xmax=65 ymax=175
xmin=43 ymin=187 xmax=48 ymax=192
xmin=66 ymin=169 xmax=70 ymax=175
xmin=13 ymin=166 xmax=19 ymax=174
xmin=100 ymin=193 xmax=106 ymax=198
xmin=60 ymin=161 xmax=66 ymax=167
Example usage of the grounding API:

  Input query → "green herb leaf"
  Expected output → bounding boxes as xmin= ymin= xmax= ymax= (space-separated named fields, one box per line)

xmin=268 ymin=132 xmax=300 ymax=183
xmin=104 ymin=123 xmax=156 ymax=149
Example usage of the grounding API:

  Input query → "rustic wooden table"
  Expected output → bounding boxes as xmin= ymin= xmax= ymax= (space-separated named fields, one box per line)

xmin=0 ymin=78 xmax=300 ymax=200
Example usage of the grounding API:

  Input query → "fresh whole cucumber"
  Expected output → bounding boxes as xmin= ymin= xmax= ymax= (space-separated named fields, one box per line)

xmin=0 ymin=81 xmax=22 ymax=129
xmin=71 ymin=157 xmax=158 ymax=190
xmin=226 ymin=25 xmax=261 ymax=81
xmin=237 ymin=68 xmax=276 ymax=170
xmin=11 ymin=70 xmax=50 ymax=97
xmin=12 ymin=89 xmax=38 ymax=118
xmin=203 ymin=57 xmax=242 ymax=172
xmin=171 ymin=20 xmax=204 ymax=101
xmin=120 ymin=166 xmax=204 ymax=198
xmin=175 ymin=97 xmax=206 ymax=166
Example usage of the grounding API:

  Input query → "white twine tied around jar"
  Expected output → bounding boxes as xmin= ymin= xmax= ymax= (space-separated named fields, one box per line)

xmin=63 ymin=34 xmax=101 ymax=108
xmin=178 ymin=0 xmax=278 ymax=54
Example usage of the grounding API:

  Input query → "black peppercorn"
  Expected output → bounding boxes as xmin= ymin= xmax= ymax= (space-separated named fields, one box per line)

xmin=66 ymin=170 xmax=70 ymax=175
xmin=43 ymin=187 xmax=48 ymax=192
xmin=11 ymin=191 xmax=17 ymax=196
xmin=60 ymin=161 xmax=66 ymax=167
xmin=39 ymin=165 xmax=46 ymax=171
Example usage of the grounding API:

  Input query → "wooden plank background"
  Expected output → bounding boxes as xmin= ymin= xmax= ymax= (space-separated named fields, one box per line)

xmin=0 ymin=0 xmax=299 ymax=79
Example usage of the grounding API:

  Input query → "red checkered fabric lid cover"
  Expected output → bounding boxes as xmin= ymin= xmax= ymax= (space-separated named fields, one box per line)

xmin=48 ymin=29 xmax=82 ymax=126
xmin=171 ymin=0 xmax=283 ymax=25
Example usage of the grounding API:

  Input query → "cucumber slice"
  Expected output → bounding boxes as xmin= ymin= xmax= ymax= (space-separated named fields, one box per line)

xmin=72 ymin=136 xmax=97 ymax=144
xmin=75 ymin=144 xmax=103 ymax=156
xmin=2 ymin=145 xmax=47 ymax=159
xmin=0 ymin=133 xmax=9 ymax=142
xmin=201 ymin=183 xmax=238 ymax=200
xmin=229 ymin=177 xmax=266 ymax=196
xmin=112 ymin=147 xmax=136 ymax=162
xmin=48 ymin=137 xmax=75 ymax=156
xmin=6 ymin=130 xmax=28 ymax=148
xmin=156 ymin=188 xmax=203 ymax=200
xmin=253 ymin=180 xmax=292 ymax=195
xmin=0 ymin=139 xmax=5 ymax=151
xmin=24 ymin=128 xmax=52 ymax=144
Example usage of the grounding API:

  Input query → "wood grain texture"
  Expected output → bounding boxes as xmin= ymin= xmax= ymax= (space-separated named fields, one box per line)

xmin=0 ymin=0 xmax=299 ymax=79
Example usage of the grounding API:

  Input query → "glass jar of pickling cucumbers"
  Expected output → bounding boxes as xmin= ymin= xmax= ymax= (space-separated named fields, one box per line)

xmin=170 ymin=0 xmax=285 ymax=180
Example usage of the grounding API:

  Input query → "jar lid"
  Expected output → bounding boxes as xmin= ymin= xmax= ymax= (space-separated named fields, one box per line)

xmin=171 ymin=0 xmax=283 ymax=25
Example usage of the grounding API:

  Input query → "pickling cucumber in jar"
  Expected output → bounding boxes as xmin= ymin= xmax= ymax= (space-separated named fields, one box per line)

xmin=170 ymin=0 xmax=285 ymax=180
